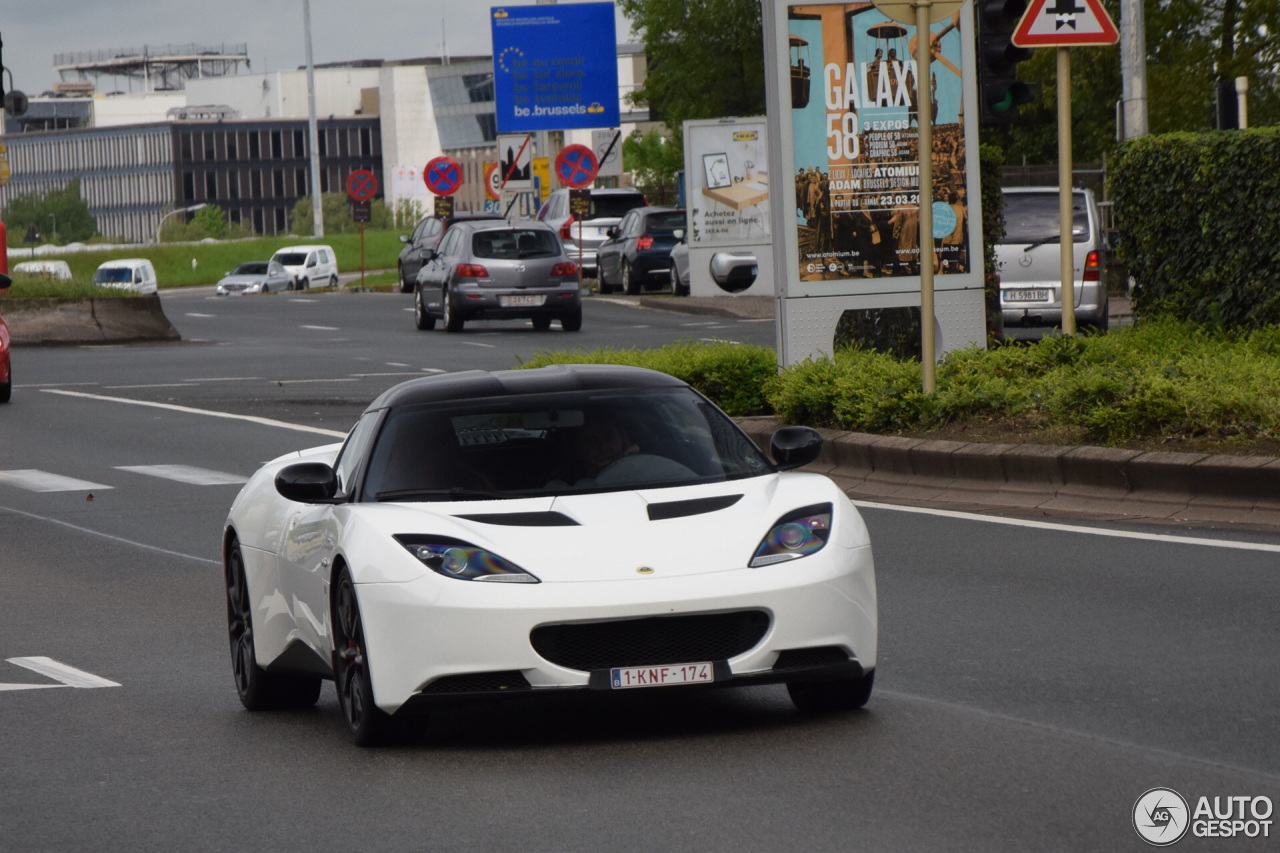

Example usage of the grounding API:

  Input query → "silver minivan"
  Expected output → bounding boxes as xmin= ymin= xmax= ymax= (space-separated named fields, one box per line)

xmin=997 ymin=187 xmax=1109 ymax=337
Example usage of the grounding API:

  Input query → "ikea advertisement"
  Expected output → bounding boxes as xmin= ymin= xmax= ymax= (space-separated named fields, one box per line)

xmin=786 ymin=3 xmax=974 ymax=284
xmin=491 ymin=3 xmax=620 ymax=133
xmin=684 ymin=119 xmax=771 ymax=248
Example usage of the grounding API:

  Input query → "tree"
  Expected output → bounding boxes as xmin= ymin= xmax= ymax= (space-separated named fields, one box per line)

xmin=622 ymin=129 xmax=685 ymax=205
xmin=290 ymin=193 xmax=393 ymax=235
xmin=2 ymin=178 xmax=97 ymax=246
xmin=617 ymin=0 xmax=766 ymax=132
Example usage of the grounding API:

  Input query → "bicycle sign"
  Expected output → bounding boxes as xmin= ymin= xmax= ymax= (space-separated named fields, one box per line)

xmin=554 ymin=144 xmax=599 ymax=189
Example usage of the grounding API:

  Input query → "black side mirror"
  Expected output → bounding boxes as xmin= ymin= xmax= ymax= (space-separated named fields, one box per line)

xmin=275 ymin=462 xmax=339 ymax=503
xmin=0 ymin=273 xmax=11 ymax=291
xmin=770 ymin=426 xmax=823 ymax=470
xmin=399 ymin=234 xmax=410 ymax=243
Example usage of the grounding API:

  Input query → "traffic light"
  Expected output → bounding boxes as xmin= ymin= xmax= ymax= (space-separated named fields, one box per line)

xmin=977 ymin=0 xmax=1036 ymax=123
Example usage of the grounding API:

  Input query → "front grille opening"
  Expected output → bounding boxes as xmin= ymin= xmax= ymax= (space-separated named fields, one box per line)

xmin=772 ymin=646 xmax=850 ymax=671
xmin=420 ymin=670 xmax=532 ymax=694
xmin=530 ymin=610 xmax=770 ymax=672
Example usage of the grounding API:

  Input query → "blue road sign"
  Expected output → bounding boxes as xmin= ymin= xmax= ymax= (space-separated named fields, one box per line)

xmin=491 ymin=3 xmax=620 ymax=133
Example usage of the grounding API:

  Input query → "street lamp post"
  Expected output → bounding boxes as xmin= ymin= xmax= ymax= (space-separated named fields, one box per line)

xmin=154 ymin=203 xmax=207 ymax=244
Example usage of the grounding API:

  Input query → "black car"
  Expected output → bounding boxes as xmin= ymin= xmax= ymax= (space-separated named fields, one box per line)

xmin=397 ymin=212 xmax=505 ymax=292
xmin=596 ymin=207 xmax=687 ymax=295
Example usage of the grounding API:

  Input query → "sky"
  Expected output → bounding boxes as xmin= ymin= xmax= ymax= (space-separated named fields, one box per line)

xmin=2 ymin=0 xmax=635 ymax=95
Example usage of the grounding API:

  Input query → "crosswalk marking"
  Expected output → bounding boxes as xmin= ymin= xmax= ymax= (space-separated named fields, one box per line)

xmin=114 ymin=465 xmax=248 ymax=486
xmin=0 ymin=470 xmax=112 ymax=493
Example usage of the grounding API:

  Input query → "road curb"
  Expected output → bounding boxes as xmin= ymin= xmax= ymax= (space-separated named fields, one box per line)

xmin=736 ymin=416 xmax=1280 ymax=527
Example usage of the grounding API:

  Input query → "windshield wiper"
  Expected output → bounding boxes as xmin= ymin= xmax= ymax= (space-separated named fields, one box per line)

xmin=1021 ymin=234 xmax=1061 ymax=252
xmin=375 ymin=488 xmax=508 ymax=502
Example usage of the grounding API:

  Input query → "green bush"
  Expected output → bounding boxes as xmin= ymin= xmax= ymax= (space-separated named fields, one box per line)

xmin=516 ymin=342 xmax=777 ymax=417
xmin=1109 ymin=128 xmax=1280 ymax=330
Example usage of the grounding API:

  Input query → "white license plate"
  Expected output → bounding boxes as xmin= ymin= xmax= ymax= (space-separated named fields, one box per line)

xmin=500 ymin=294 xmax=545 ymax=307
xmin=610 ymin=662 xmax=714 ymax=689
xmin=1007 ymin=288 xmax=1050 ymax=302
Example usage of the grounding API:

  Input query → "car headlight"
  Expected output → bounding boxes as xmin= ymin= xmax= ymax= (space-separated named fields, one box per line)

xmin=749 ymin=504 xmax=832 ymax=567
xmin=394 ymin=535 xmax=540 ymax=583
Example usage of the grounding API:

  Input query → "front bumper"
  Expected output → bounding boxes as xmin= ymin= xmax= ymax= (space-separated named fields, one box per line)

xmin=355 ymin=543 xmax=877 ymax=714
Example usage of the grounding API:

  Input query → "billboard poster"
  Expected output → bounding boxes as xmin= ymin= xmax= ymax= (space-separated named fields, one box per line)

xmin=787 ymin=4 xmax=969 ymax=282
xmin=684 ymin=118 xmax=771 ymax=248
xmin=491 ymin=4 xmax=620 ymax=133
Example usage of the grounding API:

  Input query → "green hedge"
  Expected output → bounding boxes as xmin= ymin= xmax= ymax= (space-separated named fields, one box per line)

xmin=1109 ymin=128 xmax=1280 ymax=330
xmin=516 ymin=342 xmax=777 ymax=417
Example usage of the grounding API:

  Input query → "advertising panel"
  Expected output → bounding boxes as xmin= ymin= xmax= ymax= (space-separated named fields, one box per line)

xmin=491 ymin=4 xmax=620 ymax=133
xmin=787 ymin=3 xmax=972 ymax=284
xmin=684 ymin=119 xmax=771 ymax=248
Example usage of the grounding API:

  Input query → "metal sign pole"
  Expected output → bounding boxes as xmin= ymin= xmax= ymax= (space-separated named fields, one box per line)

xmin=916 ymin=0 xmax=937 ymax=393
xmin=1058 ymin=46 xmax=1076 ymax=335
xmin=360 ymin=221 xmax=366 ymax=289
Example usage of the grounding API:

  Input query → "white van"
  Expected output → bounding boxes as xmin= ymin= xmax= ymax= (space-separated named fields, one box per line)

xmin=997 ymin=187 xmax=1110 ymax=338
xmin=269 ymin=245 xmax=339 ymax=290
xmin=93 ymin=259 xmax=158 ymax=295
xmin=13 ymin=260 xmax=74 ymax=281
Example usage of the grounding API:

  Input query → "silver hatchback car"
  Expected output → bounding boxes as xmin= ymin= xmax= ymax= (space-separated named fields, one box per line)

xmin=413 ymin=221 xmax=582 ymax=332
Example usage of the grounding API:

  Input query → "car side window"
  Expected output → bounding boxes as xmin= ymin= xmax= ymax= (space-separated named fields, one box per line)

xmin=438 ymin=230 xmax=460 ymax=258
xmin=426 ymin=220 xmax=444 ymax=241
xmin=412 ymin=219 xmax=430 ymax=241
xmin=334 ymin=412 xmax=381 ymax=496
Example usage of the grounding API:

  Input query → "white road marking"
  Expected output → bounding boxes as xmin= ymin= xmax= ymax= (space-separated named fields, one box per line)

xmin=115 ymin=465 xmax=248 ymax=486
xmin=462 ymin=341 xmax=497 ymax=349
xmin=40 ymin=389 xmax=347 ymax=438
xmin=0 ymin=502 xmax=220 ymax=565
xmin=386 ymin=362 xmax=411 ymax=368
xmin=299 ymin=325 xmax=340 ymax=331
xmin=629 ymin=325 xmax=652 ymax=329
xmin=288 ymin=299 xmax=319 ymax=303
xmin=681 ymin=321 xmax=720 ymax=327
xmin=105 ymin=383 xmax=196 ymax=389
xmin=0 ymin=470 xmax=113 ymax=493
xmin=184 ymin=312 xmax=216 ymax=318
xmin=422 ymin=368 xmax=446 ymax=374
xmin=273 ymin=377 xmax=359 ymax=385
xmin=7 ymin=657 xmax=120 ymax=688
xmin=348 ymin=372 xmax=428 ymax=378
xmin=183 ymin=376 xmax=263 ymax=382
xmin=853 ymin=500 xmax=1280 ymax=553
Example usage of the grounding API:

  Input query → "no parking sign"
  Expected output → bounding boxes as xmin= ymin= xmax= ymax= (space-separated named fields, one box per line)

xmin=554 ymin=145 xmax=599 ymax=189
xmin=424 ymin=156 xmax=463 ymax=196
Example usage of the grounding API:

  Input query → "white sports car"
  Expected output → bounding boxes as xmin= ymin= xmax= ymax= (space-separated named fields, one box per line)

xmin=223 ymin=364 xmax=878 ymax=745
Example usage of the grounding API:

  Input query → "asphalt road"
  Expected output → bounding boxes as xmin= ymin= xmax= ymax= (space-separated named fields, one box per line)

xmin=1 ymin=290 xmax=1277 ymax=851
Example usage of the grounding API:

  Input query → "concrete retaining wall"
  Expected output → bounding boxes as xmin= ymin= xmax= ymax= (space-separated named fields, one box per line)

xmin=737 ymin=417 xmax=1280 ymax=527
xmin=4 ymin=295 xmax=179 ymax=345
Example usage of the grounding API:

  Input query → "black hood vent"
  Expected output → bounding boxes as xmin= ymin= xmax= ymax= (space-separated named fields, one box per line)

xmin=454 ymin=511 xmax=579 ymax=527
xmin=647 ymin=494 xmax=742 ymax=521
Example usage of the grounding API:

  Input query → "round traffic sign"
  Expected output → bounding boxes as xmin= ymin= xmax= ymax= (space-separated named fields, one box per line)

xmin=345 ymin=169 xmax=378 ymax=202
xmin=484 ymin=162 xmax=502 ymax=201
xmin=424 ymin=156 xmax=463 ymax=197
xmin=554 ymin=145 xmax=599 ymax=189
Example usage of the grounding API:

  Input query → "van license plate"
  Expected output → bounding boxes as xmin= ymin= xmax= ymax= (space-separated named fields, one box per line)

xmin=500 ymin=294 xmax=545 ymax=307
xmin=1008 ymin=289 xmax=1049 ymax=302
xmin=610 ymin=662 xmax=714 ymax=689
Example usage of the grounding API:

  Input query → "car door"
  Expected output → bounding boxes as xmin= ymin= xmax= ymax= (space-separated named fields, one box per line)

xmin=599 ymin=211 xmax=633 ymax=282
xmin=405 ymin=219 xmax=443 ymax=283
xmin=419 ymin=227 xmax=460 ymax=313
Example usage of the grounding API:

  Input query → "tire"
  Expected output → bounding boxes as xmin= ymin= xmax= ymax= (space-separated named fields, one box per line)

xmin=225 ymin=539 xmax=322 ymax=711
xmin=787 ymin=670 xmax=874 ymax=713
xmin=414 ymin=289 xmax=436 ymax=330
xmin=622 ymin=260 xmax=640 ymax=296
xmin=0 ymin=365 xmax=11 ymax=403
xmin=443 ymin=288 xmax=464 ymax=332
xmin=671 ymin=267 xmax=689 ymax=297
xmin=299 ymin=278 xmax=310 ymax=291
xmin=531 ymin=316 xmax=552 ymax=331
xmin=597 ymin=263 xmax=614 ymax=295
xmin=398 ymin=264 xmax=413 ymax=294
xmin=329 ymin=274 xmax=339 ymax=288
xmin=333 ymin=568 xmax=396 ymax=746
xmin=560 ymin=308 xmax=582 ymax=332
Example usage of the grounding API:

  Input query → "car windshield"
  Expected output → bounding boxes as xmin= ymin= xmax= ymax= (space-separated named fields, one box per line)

xmin=232 ymin=263 xmax=268 ymax=275
xmin=590 ymin=195 xmax=645 ymax=219
xmin=361 ymin=387 xmax=774 ymax=501
xmin=93 ymin=268 xmax=134 ymax=283
xmin=273 ymin=253 xmax=306 ymax=266
xmin=646 ymin=211 xmax=687 ymax=232
xmin=471 ymin=229 xmax=561 ymax=260
xmin=1000 ymin=193 xmax=1088 ymax=244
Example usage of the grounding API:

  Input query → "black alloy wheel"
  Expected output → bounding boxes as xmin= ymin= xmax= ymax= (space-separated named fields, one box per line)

xmin=333 ymin=569 xmax=395 ymax=746
xmin=226 ymin=539 xmax=321 ymax=711
xmin=443 ymin=288 xmax=465 ymax=332
xmin=622 ymin=260 xmax=640 ymax=296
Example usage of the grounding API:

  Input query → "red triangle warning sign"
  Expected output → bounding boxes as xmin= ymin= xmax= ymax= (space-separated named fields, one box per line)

xmin=1013 ymin=0 xmax=1119 ymax=47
